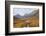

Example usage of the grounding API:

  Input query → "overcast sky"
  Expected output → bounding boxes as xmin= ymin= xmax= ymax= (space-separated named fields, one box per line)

xmin=13 ymin=8 xmax=35 ymax=16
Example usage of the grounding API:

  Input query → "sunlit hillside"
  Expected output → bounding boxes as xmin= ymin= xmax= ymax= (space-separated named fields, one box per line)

xmin=13 ymin=16 xmax=39 ymax=28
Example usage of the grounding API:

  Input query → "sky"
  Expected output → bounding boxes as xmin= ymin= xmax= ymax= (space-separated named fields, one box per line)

xmin=13 ymin=8 xmax=35 ymax=16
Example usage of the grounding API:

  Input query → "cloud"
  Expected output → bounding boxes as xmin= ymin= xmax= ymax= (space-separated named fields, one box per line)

xmin=13 ymin=8 xmax=35 ymax=16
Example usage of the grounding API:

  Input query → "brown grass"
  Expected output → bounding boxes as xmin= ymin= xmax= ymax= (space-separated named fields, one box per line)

xmin=13 ymin=16 xmax=39 ymax=28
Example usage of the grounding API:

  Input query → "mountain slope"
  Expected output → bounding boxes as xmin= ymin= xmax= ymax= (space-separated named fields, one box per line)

xmin=14 ymin=9 xmax=39 ymax=19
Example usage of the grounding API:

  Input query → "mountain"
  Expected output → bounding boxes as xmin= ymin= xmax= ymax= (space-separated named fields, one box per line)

xmin=15 ymin=14 xmax=23 ymax=18
xmin=14 ymin=9 xmax=39 ymax=19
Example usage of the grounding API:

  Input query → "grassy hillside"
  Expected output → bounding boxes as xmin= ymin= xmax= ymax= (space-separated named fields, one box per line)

xmin=13 ymin=16 xmax=39 ymax=28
